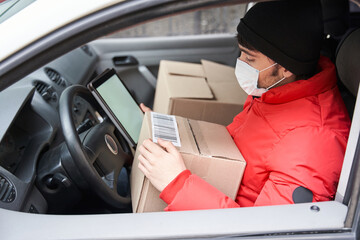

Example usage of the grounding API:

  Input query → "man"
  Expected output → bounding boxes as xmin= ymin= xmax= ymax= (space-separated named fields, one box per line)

xmin=138 ymin=0 xmax=351 ymax=210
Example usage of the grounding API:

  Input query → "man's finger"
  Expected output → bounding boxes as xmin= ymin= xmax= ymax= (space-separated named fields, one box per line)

xmin=140 ymin=103 xmax=152 ymax=113
xmin=138 ymin=154 xmax=153 ymax=168
xmin=138 ymin=161 xmax=149 ymax=177
xmin=142 ymin=138 xmax=166 ymax=155
xmin=158 ymin=138 xmax=178 ymax=155
xmin=138 ymin=143 xmax=155 ymax=161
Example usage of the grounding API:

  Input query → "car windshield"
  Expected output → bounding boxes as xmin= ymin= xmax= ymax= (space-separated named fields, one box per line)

xmin=0 ymin=0 xmax=35 ymax=24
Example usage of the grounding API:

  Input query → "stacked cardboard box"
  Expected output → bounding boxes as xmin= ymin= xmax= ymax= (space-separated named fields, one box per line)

xmin=153 ymin=60 xmax=247 ymax=126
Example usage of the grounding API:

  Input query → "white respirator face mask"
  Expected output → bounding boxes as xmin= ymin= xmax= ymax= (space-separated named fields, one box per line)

xmin=235 ymin=59 xmax=285 ymax=96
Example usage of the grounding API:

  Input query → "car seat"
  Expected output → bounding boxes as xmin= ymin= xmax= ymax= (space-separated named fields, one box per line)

xmin=334 ymin=27 xmax=360 ymax=206
xmin=335 ymin=28 xmax=360 ymax=119
xmin=321 ymin=0 xmax=349 ymax=62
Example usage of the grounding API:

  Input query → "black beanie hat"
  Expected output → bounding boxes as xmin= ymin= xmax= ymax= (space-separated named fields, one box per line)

xmin=237 ymin=0 xmax=323 ymax=76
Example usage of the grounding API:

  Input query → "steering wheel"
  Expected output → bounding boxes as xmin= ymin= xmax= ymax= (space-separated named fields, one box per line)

xmin=59 ymin=85 xmax=132 ymax=208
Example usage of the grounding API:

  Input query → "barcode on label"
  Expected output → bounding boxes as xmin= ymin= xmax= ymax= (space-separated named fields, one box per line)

xmin=151 ymin=112 xmax=181 ymax=147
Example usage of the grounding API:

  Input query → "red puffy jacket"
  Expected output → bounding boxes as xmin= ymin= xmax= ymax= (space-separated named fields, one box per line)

xmin=159 ymin=56 xmax=351 ymax=211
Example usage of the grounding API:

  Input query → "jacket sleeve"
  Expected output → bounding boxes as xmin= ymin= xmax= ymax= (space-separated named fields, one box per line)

xmin=254 ymin=126 xmax=347 ymax=206
xmin=160 ymin=170 xmax=239 ymax=211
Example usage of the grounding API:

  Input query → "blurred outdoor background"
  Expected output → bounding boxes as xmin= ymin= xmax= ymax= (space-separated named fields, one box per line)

xmin=106 ymin=4 xmax=247 ymax=38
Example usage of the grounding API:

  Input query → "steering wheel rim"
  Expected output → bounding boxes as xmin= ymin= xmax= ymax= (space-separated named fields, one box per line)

xmin=59 ymin=85 xmax=131 ymax=208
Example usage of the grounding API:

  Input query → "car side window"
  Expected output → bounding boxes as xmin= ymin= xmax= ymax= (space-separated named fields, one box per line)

xmin=105 ymin=4 xmax=247 ymax=38
xmin=350 ymin=0 xmax=360 ymax=12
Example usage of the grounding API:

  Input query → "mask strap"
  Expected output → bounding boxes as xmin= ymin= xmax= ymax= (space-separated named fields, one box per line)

xmin=266 ymin=76 xmax=286 ymax=90
xmin=259 ymin=62 xmax=278 ymax=72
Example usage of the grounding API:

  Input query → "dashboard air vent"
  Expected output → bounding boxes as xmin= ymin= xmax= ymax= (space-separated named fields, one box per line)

xmin=34 ymin=81 xmax=49 ymax=95
xmin=45 ymin=68 xmax=66 ymax=86
xmin=34 ymin=81 xmax=57 ymax=102
xmin=0 ymin=175 xmax=16 ymax=203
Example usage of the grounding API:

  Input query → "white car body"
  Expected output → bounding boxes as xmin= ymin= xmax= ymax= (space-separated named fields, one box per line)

xmin=0 ymin=0 xmax=359 ymax=239
xmin=0 ymin=0 xmax=124 ymax=61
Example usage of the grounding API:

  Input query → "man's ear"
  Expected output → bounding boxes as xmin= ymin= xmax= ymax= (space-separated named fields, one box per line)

xmin=280 ymin=66 xmax=295 ymax=79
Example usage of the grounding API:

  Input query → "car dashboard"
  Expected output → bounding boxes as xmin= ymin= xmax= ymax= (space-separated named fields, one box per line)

xmin=0 ymin=45 xmax=99 ymax=213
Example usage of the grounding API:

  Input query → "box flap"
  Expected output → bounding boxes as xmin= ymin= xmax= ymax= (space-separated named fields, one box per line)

xmin=164 ymin=60 xmax=205 ymax=78
xmin=167 ymin=75 xmax=214 ymax=99
xmin=189 ymin=119 xmax=244 ymax=160
xmin=201 ymin=59 xmax=236 ymax=83
xmin=170 ymin=99 xmax=244 ymax=126
xmin=175 ymin=116 xmax=199 ymax=155
xmin=201 ymin=59 xmax=247 ymax=103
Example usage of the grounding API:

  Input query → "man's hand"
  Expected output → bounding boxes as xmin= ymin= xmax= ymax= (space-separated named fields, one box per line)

xmin=138 ymin=138 xmax=186 ymax=192
xmin=140 ymin=103 xmax=152 ymax=113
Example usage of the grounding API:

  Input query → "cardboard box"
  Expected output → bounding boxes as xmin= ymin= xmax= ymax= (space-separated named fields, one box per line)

xmin=131 ymin=112 xmax=246 ymax=213
xmin=153 ymin=60 xmax=248 ymax=126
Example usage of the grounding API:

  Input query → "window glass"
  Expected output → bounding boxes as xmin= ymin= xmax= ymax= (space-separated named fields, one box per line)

xmin=350 ymin=0 xmax=360 ymax=12
xmin=0 ymin=0 xmax=36 ymax=24
xmin=106 ymin=4 xmax=247 ymax=38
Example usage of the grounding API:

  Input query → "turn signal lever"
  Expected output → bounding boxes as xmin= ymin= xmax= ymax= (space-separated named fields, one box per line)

xmin=44 ymin=173 xmax=71 ymax=190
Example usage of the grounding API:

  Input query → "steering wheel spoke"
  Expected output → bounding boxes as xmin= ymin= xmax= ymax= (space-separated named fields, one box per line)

xmin=101 ymin=170 xmax=116 ymax=190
